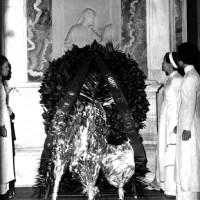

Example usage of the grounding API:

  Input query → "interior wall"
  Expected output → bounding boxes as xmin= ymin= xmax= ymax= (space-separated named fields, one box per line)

xmin=26 ymin=0 xmax=52 ymax=82
xmin=121 ymin=0 xmax=147 ymax=77
xmin=187 ymin=0 xmax=197 ymax=45
xmin=175 ymin=0 xmax=185 ymax=48
xmin=198 ymin=0 xmax=200 ymax=50
xmin=186 ymin=0 xmax=200 ymax=75
xmin=0 ymin=1 xmax=4 ymax=55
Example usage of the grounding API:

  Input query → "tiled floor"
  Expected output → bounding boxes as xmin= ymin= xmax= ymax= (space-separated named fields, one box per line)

xmin=11 ymin=188 xmax=176 ymax=200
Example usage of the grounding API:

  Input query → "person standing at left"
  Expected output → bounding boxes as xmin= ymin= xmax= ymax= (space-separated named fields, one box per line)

xmin=0 ymin=55 xmax=15 ymax=199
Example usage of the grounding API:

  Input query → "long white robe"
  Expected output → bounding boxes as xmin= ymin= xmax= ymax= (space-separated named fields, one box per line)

xmin=175 ymin=65 xmax=200 ymax=200
xmin=0 ymin=82 xmax=15 ymax=194
xmin=157 ymin=71 xmax=182 ymax=195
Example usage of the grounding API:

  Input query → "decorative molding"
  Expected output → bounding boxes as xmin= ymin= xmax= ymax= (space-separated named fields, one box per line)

xmin=146 ymin=0 xmax=170 ymax=80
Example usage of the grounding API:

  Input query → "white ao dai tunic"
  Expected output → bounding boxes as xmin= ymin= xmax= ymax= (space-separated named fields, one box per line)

xmin=0 ymin=82 xmax=15 ymax=194
xmin=175 ymin=65 xmax=200 ymax=200
xmin=158 ymin=71 xmax=182 ymax=196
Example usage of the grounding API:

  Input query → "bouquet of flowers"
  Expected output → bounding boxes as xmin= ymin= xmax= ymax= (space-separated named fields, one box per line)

xmin=51 ymin=101 xmax=85 ymax=200
xmin=69 ymin=102 xmax=108 ymax=200
xmin=101 ymin=141 xmax=135 ymax=200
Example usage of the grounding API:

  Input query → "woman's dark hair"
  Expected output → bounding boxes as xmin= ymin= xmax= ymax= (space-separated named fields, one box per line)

xmin=4 ymin=63 xmax=12 ymax=81
xmin=164 ymin=52 xmax=184 ymax=76
xmin=164 ymin=52 xmax=178 ymax=66
xmin=178 ymin=42 xmax=198 ymax=65
xmin=0 ymin=55 xmax=8 ymax=67
xmin=0 ymin=55 xmax=12 ymax=82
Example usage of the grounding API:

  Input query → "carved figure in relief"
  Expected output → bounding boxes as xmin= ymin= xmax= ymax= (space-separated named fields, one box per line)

xmin=64 ymin=8 xmax=101 ymax=50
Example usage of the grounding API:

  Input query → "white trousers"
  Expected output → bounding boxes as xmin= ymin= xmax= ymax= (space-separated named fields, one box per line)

xmin=164 ymin=166 xmax=176 ymax=196
xmin=0 ymin=183 xmax=8 ymax=195
xmin=176 ymin=184 xmax=200 ymax=200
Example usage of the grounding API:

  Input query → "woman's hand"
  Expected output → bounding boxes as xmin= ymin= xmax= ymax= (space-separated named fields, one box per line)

xmin=7 ymin=106 xmax=15 ymax=119
xmin=7 ymin=105 xmax=13 ymax=115
xmin=182 ymin=130 xmax=191 ymax=141
xmin=0 ymin=125 xmax=7 ymax=137
xmin=173 ymin=126 xmax=177 ymax=133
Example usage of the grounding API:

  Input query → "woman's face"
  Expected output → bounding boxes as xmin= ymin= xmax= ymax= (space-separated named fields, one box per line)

xmin=86 ymin=12 xmax=95 ymax=27
xmin=0 ymin=61 xmax=9 ymax=77
xmin=162 ymin=57 xmax=171 ymax=73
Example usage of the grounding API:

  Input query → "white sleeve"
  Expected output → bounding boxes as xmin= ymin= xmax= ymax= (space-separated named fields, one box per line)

xmin=0 ymin=83 xmax=5 ymax=126
xmin=183 ymin=76 xmax=198 ymax=131
xmin=173 ymin=78 xmax=182 ymax=124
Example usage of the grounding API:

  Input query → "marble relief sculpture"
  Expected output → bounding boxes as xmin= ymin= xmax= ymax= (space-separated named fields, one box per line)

xmin=64 ymin=8 xmax=101 ymax=50
xmin=64 ymin=7 xmax=119 ymax=50
xmin=101 ymin=24 xmax=118 ymax=47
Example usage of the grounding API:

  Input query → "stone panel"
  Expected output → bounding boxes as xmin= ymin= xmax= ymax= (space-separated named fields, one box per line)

xmin=121 ymin=0 xmax=147 ymax=77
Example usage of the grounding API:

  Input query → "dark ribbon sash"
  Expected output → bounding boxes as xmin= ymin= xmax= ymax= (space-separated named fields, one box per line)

xmin=95 ymin=55 xmax=142 ymax=150
xmin=95 ymin=55 xmax=147 ymax=167
xmin=43 ymin=54 xmax=147 ymax=166
xmin=57 ymin=57 xmax=93 ymax=114
xmin=42 ymin=57 xmax=92 ymax=155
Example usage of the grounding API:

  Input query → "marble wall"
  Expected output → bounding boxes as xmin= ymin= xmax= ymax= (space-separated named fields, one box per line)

xmin=27 ymin=0 xmax=52 ymax=82
xmin=121 ymin=0 xmax=147 ymax=77
xmin=175 ymin=0 xmax=184 ymax=46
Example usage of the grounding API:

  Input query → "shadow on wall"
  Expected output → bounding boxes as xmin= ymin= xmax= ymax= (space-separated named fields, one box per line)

xmin=195 ymin=51 xmax=200 ymax=75
xmin=0 ymin=1 xmax=4 ymax=54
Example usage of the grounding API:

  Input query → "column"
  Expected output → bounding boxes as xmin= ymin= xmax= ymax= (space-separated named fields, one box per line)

xmin=144 ymin=0 xmax=171 ymax=178
xmin=146 ymin=0 xmax=170 ymax=82
xmin=2 ymin=0 xmax=46 ymax=187
xmin=140 ymin=80 xmax=161 ymax=175
xmin=3 ymin=0 xmax=27 ymax=84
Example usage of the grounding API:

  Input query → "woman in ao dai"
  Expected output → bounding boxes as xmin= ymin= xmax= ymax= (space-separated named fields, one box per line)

xmin=155 ymin=52 xmax=183 ymax=196
xmin=0 ymin=55 xmax=15 ymax=197
xmin=175 ymin=42 xmax=200 ymax=200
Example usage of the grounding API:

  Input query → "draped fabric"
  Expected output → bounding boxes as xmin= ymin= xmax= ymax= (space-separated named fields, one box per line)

xmin=0 ymin=82 xmax=15 ymax=194
xmin=64 ymin=25 xmax=100 ymax=50
xmin=156 ymin=71 xmax=182 ymax=196
xmin=175 ymin=66 xmax=200 ymax=200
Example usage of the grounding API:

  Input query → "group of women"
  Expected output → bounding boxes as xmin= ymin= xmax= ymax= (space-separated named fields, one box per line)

xmin=149 ymin=42 xmax=200 ymax=200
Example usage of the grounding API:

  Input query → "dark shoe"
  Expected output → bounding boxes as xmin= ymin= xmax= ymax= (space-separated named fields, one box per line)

xmin=160 ymin=189 xmax=164 ymax=194
xmin=145 ymin=183 xmax=160 ymax=191
xmin=6 ymin=190 xmax=15 ymax=199
xmin=0 ymin=193 xmax=9 ymax=200
xmin=165 ymin=194 xmax=176 ymax=199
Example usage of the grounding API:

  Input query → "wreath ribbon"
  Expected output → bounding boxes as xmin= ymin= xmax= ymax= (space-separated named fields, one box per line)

xmin=95 ymin=55 xmax=142 ymax=150
xmin=43 ymin=54 xmax=144 ymax=156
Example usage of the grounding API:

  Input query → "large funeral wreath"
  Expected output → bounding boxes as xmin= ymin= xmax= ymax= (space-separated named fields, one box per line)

xmin=39 ymin=41 xmax=149 ymax=141
xmin=36 ymin=41 xmax=150 ymax=197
